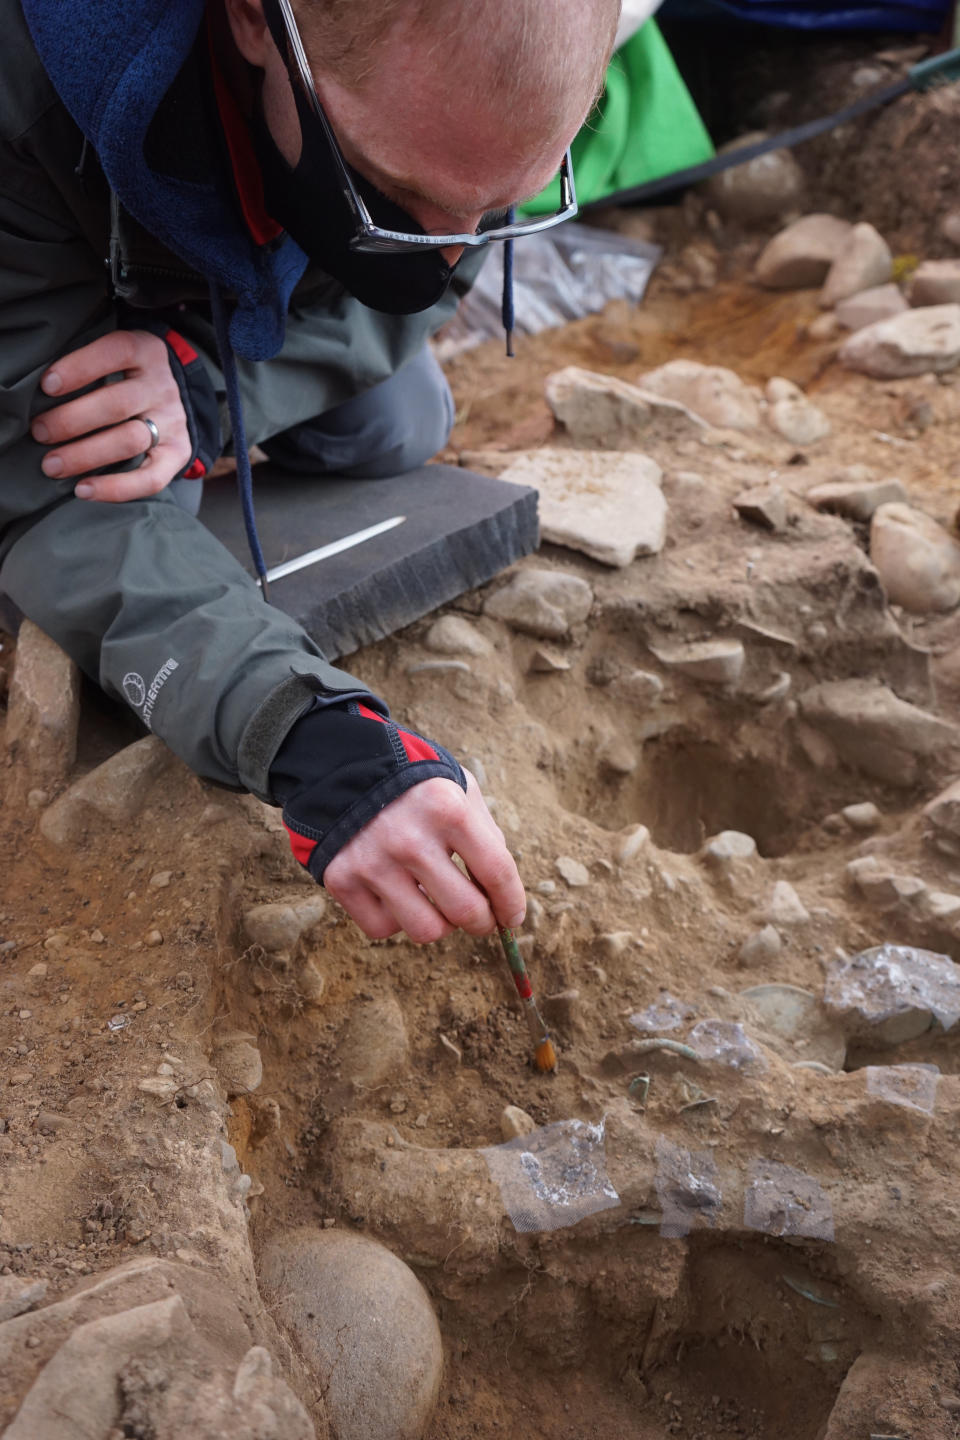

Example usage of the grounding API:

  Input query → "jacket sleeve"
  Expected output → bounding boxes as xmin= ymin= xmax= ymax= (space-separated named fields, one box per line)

xmin=0 ymin=161 xmax=379 ymax=799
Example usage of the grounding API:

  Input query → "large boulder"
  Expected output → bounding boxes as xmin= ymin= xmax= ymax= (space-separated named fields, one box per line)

xmin=798 ymin=679 xmax=960 ymax=786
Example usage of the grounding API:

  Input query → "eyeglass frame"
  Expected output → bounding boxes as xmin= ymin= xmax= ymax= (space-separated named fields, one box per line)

xmin=272 ymin=0 xmax=579 ymax=255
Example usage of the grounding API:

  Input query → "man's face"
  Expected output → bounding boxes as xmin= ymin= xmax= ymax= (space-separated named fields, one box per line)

xmin=255 ymin=11 xmax=583 ymax=264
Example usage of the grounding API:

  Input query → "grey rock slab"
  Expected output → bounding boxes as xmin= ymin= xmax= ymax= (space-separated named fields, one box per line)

xmin=5 ymin=620 xmax=80 ymax=794
xmin=820 ymin=222 xmax=892 ymax=308
xmin=754 ymin=213 xmax=853 ymax=290
xmin=870 ymin=502 xmax=960 ymax=613
xmin=804 ymin=476 xmax=907 ymax=521
xmin=910 ymin=258 xmax=960 ymax=307
xmin=423 ymin=614 xmax=491 ymax=658
xmin=741 ymin=984 xmax=847 ymax=1069
xmin=835 ymin=282 xmax=907 ymax=331
xmin=544 ymin=365 xmax=706 ymax=449
xmin=259 ymin=1227 xmax=443 ymax=1440
xmin=733 ymin=483 xmax=788 ymax=531
xmin=0 ymin=1276 xmax=47 ymax=1325
xmin=637 ymin=359 xmax=760 ymax=431
xmin=650 ymin=637 xmax=745 ymax=687
xmin=484 ymin=568 xmax=593 ymax=639
xmin=798 ymin=679 xmax=960 ymax=786
xmin=38 ymin=736 xmax=175 ymax=847
xmin=500 ymin=448 xmax=666 ymax=568
xmin=839 ymin=303 xmax=960 ymax=378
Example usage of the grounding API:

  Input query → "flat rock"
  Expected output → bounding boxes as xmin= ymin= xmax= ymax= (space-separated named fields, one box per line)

xmin=0 ymin=1276 xmax=47 ymax=1324
xmin=544 ymin=365 xmax=705 ymax=449
xmin=733 ymin=484 xmax=788 ymax=531
xmin=839 ymin=304 xmax=960 ymax=378
xmin=500 ymin=448 xmax=665 ymax=568
xmin=336 ymin=995 xmax=409 ymax=1091
xmin=484 ymin=568 xmax=593 ymax=639
xmin=804 ymin=476 xmax=907 ymax=521
xmin=765 ymin=879 xmax=810 ymax=925
xmin=768 ymin=397 xmax=831 ymax=445
xmin=39 ymin=736 xmax=175 ymax=847
xmin=636 ymin=359 xmax=760 ymax=431
xmin=835 ymin=282 xmax=907 ymax=331
xmin=703 ymin=132 xmax=805 ymax=224
xmin=870 ymin=502 xmax=960 ymax=613
xmin=754 ymin=213 xmax=853 ymax=290
xmin=259 ymin=1228 xmax=443 ymax=1440
xmin=842 ymin=801 xmax=882 ymax=832
xmin=5 ymin=620 xmax=80 ymax=796
xmin=423 ymin=614 xmax=492 ymax=658
xmin=650 ymin=637 xmax=745 ymax=687
xmin=910 ymin=259 xmax=960 ymax=307
xmin=555 ymin=855 xmax=589 ymax=887
xmin=741 ymin=984 xmax=847 ymax=1069
xmin=703 ymin=831 xmax=758 ymax=867
xmin=500 ymin=1105 xmax=537 ymax=1141
xmin=820 ymin=222 xmax=892 ymax=308
xmin=799 ymin=679 xmax=960 ymax=786
xmin=923 ymin=779 xmax=960 ymax=842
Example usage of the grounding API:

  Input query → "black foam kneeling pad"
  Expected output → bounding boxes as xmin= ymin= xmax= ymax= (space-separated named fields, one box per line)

xmin=199 ymin=462 xmax=539 ymax=660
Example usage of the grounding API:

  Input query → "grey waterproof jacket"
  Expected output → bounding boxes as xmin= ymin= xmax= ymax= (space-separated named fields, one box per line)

xmin=0 ymin=0 xmax=467 ymax=802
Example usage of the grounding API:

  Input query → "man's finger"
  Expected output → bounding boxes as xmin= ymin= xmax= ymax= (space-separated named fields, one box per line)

xmin=73 ymin=453 xmax=181 ymax=503
xmin=38 ymin=418 xmax=164 ymax=480
xmin=410 ymin=848 xmax=496 ymax=935
xmin=443 ymin=774 xmax=526 ymax=929
xmin=40 ymin=330 xmax=164 ymax=396
xmin=323 ymin=874 xmax=401 ymax=941
xmin=32 ymin=376 xmax=156 ymax=445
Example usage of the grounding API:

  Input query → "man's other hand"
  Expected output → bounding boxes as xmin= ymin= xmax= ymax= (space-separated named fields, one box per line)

xmin=30 ymin=330 xmax=192 ymax=502
xmin=323 ymin=770 xmax=526 ymax=944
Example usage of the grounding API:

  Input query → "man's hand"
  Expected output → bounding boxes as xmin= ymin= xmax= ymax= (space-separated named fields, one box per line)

xmin=30 ymin=330 xmax=192 ymax=502
xmin=323 ymin=771 xmax=526 ymax=944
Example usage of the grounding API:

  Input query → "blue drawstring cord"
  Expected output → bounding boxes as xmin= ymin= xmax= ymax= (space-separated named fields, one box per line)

xmin=209 ymin=282 xmax=271 ymax=602
xmin=501 ymin=209 xmax=515 ymax=359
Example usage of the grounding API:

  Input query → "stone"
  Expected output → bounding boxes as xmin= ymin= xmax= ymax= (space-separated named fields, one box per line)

xmin=297 ymin=958 xmax=326 ymax=1005
xmin=613 ymin=669 xmax=664 ymax=706
xmin=839 ymin=304 xmax=960 ymax=379
xmin=703 ymin=831 xmax=758 ymax=868
xmin=259 ymin=1228 xmax=443 ymax=1440
xmin=500 ymin=1105 xmax=537 ymax=1141
xmin=543 ymin=365 xmax=705 ymax=448
xmin=765 ymin=880 xmax=810 ymax=926
xmin=942 ymin=210 xmax=960 ymax=247
xmin=555 ymin=856 xmax=589 ymax=887
xmin=733 ymin=484 xmax=788 ymax=531
xmin=336 ymin=995 xmax=409 ymax=1091
xmin=765 ymin=376 xmax=802 ymax=403
xmin=144 ymin=929 xmax=164 ymax=948
xmin=213 ymin=1037 xmax=263 ymax=1098
xmin=923 ymin=778 xmax=960 ymax=842
xmin=847 ymin=856 xmax=926 ymax=910
xmin=26 ymin=962 xmax=48 ymax=980
xmin=910 ymin=259 xmax=960 ymax=307
xmin=528 ymin=647 xmax=570 ymax=673
xmin=149 ymin=870 xmax=172 ymax=889
xmin=739 ymin=925 xmax=782 ymax=968
xmin=820 ymin=222 xmax=892 ymax=308
xmin=616 ymin=825 xmax=650 ymax=865
xmin=754 ymin=213 xmax=853 ymax=290
xmin=842 ymin=801 xmax=882 ymax=832
xmin=768 ymin=397 xmax=831 ymax=446
xmin=741 ymin=983 xmax=847 ymax=1069
xmin=242 ymin=895 xmax=326 ymax=953
xmin=542 ymin=989 xmax=581 ymax=1031
xmin=804 ymin=475 xmax=907 ymax=521
xmin=484 ymin=568 xmax=593 ymax=640
xmin=798 ymin=679 xmax=960 ymax=787
xmin=637 ymin=360 xmax=760 ymax=431
xmin=38 ymin=736 xmax=174 ymax=848
xmin=824 ymin=944 xmax=960 ymax=1044
xmin=922 ymin=891 xmax=960 ymax=924
xmin=702 ymin=132 xmax=805 ymax=224
xmin=835 ymin=283 xmax=907 ymax=331
xmin=423 ymin=614 xmax=491 ymax=658
xmin=870 ymin=503 xmax=960 ymax=613
xmin=0 ymin=1275 xmax=47 ymax=1324
xmin=597 ymin=735 xmax=636 ymax=775
xmin=500 ymin=449 xmax=665 ymax=568
xmin=5 ymin=620 xmax=80 ymax=797
xmin=650 ymin=638 xmax=745 ymax=687
xmin=806 ymin=312 xmax=840 ymax=341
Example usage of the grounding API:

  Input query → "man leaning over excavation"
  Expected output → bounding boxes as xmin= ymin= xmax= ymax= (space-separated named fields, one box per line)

xmin=0 ymin=0 xmax=620 ymax=942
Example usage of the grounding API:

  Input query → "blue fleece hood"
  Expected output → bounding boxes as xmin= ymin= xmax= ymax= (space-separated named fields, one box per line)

xmin=21 ymin=0 xmax=306 ymax=360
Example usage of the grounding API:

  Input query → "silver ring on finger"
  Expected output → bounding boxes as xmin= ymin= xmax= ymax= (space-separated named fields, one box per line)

xmin=140 ymin=417 xmax=160 ymax=452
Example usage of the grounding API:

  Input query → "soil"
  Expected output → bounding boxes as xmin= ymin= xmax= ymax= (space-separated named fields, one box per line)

xmin=4 ymin=67 xmax=960 ymax=1440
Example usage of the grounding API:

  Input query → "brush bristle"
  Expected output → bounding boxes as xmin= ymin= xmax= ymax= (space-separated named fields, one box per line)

xmin=534 ymin=1037 xmax=557 ymax=1073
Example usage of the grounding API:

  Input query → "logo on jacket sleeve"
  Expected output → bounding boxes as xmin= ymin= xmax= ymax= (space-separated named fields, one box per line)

xmin=122 ymin=658 xmax=179 ymax=729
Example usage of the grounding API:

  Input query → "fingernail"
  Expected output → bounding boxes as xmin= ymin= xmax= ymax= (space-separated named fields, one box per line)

xmin=41 ymin=455 xmax=63 ymax=476
xmin=32 ymin=421 xmax=49 ymax=443
xmin=74 ymin=482 xmax=94 ymax=499
xmin=41 ymin=371 xmax=62 ymax=395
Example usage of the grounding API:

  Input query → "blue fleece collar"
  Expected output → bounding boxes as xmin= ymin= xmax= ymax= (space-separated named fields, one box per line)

xmin=21 ymin=0 xmax=305 ymax=360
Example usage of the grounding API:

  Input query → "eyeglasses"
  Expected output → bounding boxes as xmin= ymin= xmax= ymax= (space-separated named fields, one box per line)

xmin=272 ymin=0 xmax=578 ymax=255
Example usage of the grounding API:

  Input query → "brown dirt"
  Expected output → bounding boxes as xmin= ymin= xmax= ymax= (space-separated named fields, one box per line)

xmin=5 ymin=230 xmax=960 ymax=1436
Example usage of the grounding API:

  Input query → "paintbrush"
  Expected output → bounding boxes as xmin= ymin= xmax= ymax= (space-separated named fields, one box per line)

xmin=497 ymin=925 xmax=557 ymax=1073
